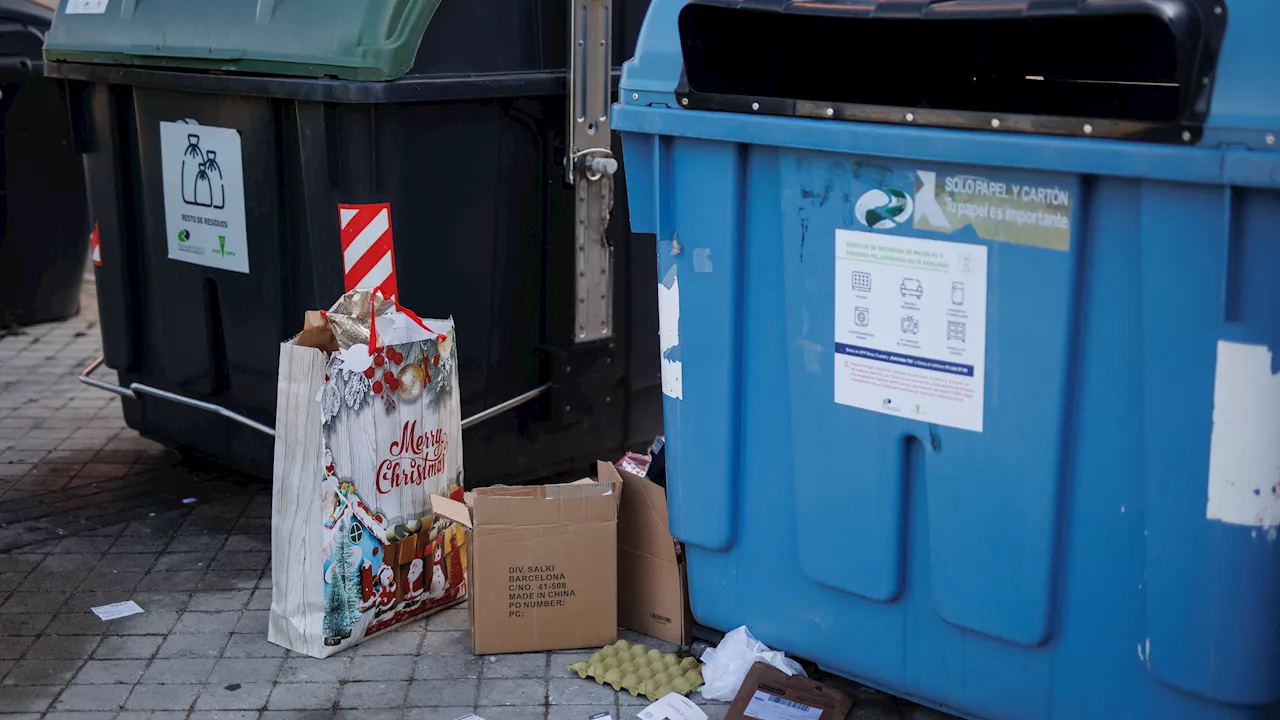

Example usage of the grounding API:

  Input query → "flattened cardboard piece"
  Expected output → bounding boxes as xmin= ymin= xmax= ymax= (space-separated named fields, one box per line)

xmin=430 ymin=494 xmax=472 ymax=529
xmin=725 ymin=663 xmax=852 ymax=720
xmin=432 ymin=476 xmax=621 ymax=655
xmin=610 ymin=460 xmax=691 ymax=645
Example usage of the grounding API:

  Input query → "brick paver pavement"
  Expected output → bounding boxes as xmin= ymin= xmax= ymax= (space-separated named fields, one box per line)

xmin=0 ymin=270 xmax=957 ymax=720
xmin=0 ymin=272 xmax=258 ymax=552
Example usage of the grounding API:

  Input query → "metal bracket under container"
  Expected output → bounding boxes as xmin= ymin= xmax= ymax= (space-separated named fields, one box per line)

xmin=567 ymin=0 xmax=616 ymax=344
xmin=79 ymin=357 xmax=549 ymax=437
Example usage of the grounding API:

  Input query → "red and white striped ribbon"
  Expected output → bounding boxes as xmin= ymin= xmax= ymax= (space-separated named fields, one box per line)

xmin=339 ymin=202 xmax=398 ymax=300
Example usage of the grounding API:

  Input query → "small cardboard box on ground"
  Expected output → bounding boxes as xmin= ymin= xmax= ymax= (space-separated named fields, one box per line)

xmin=610 ymin=461 xmax=693 ymax=646
xmin=431 ymin=467 xmax=621 ymax=654
xmin=725 ymin=663 xmax=853 ymax=720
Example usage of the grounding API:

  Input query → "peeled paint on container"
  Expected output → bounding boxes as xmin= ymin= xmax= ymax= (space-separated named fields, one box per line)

xmin=568 ymin=639 xmax=704 ymax=702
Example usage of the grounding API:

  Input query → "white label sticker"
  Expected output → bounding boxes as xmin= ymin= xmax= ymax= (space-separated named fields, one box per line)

xmin=160 ymin=121 xmax=250 ymax=274
xmin=658 ymin=266 xmax=683 ymax=400
xmin=744 ymin=690 xmax=823 ymax=720
xmin=834 ymin=229 xmax=988 ymax=431
xmin=65 ymin=0 xmax=109 ymax=14
xmin=1206 ymin=340 xmax=1280 ymax=528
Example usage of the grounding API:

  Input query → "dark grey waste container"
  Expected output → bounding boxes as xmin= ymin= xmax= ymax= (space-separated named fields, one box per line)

xmin=45 ymin=0 xmax=661 ymax=484
xmin=0 ymin=0 xmax=90 ymax=326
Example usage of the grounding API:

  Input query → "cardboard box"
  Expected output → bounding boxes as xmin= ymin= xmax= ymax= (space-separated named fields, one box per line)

xmin=431 ymin=472 xmax=621 ymax=655
xmin=725 ymin=663 xmax=853 ymax=720
xmin=609 ymin=461 xmax=693 ymax=646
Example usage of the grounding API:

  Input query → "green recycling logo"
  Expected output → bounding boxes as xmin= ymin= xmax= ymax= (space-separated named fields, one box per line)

xmin=855 ymin=187 xmax=914 ymax=229
xmin=177 ymin=229 xmax=190 ymax=243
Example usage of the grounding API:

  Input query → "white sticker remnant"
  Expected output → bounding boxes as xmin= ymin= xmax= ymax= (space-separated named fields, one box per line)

xmin=833 ymin=229 xmax=988 ymax=431
xmin=65 ymin=0 xmax=110 ymax=14
xmin=658 ymin=266 xmax=683 ymax=400
xmin=91 ymin=601 xmax=144 ymax=621
xmin=744 ymin=690 xmax=824 ymax=720
xmin=693 ymin=247 xmax=714 ymax=273
xmin=1206 ymin=339 xmax=1280 ymax=527
xmin=159 ymin=121 xmax=250 ymax=273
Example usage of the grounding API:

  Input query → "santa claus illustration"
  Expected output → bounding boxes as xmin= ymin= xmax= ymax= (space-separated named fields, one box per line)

xmin=427 ymin=543 xmax=447 ymax=600
xmin=359 ymin=561 xmax=377 ymax=612
xmin=404 ymin=558 xmax=425 ymax=602
xmin=375 ymin=564 xmax=398 ymax=614
xmin=447 ymin=525 xmax=465 ymax=596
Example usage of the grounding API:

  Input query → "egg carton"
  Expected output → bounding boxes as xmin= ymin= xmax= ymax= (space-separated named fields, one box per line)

xmin=567 ymin=640 xmax=703 ymax=702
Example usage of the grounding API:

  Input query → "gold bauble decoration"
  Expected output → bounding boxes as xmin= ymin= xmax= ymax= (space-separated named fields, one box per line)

xmin=396 ymin=363 xmax=424 ymax=400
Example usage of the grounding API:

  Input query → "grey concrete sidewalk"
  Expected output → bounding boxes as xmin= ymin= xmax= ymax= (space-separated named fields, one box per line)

xmin=0 ymin=272 xmax=954 ymax=720
xmin=0 ymin=490 xmax=698 ymax=720
xmin=0 ymin=499 xmax=940 ymax=720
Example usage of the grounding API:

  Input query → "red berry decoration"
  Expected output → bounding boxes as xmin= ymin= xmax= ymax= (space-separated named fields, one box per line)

xmin=374 ymin=353 xmax=385 ymax=367
xmin=363 ymin=367 xmax=376 ymax=380
xmin=388 ymin=378 xmax=401 ymax=391
xmin=372 ymin=381 xmax=384 ymax=394
xmin=383 ymin=371 xmax=395 ymax=383
xmin=388 ymin=349 xmax=403 ymax=364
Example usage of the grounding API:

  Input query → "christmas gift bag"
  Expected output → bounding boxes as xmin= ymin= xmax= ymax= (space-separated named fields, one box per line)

xmin=269 ymin=288 xmax=466 ymax=658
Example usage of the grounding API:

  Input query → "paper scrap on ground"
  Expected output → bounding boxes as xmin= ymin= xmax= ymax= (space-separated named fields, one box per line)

xmin=638 ymin=692 xmax=707 ymax=720
xmin=91 ymin=601 xmax=144 ymax=621
xmin=744 ymin=690 xmax=823 ymax=720
xmin=588 ymin=713 xmax=613 ymax=720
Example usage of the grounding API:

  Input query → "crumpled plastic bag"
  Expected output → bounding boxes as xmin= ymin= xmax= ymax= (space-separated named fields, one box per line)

xmin=698 ymin=625 xmax=806 ymax=701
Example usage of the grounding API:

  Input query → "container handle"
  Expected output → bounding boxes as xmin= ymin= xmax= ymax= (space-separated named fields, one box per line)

xmin=80 ymin=357 xmax=549 ymax=435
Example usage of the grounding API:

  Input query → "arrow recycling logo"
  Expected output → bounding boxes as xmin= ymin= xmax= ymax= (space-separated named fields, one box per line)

xmin=854 ymin=186 xmax=914 ymax=229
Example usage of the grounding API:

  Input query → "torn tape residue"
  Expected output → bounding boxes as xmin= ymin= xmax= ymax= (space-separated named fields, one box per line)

xmin=692 ymin=248 xmax=713 ymax=273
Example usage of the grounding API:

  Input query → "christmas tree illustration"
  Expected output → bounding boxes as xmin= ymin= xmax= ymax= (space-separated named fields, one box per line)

xmin=323 ymin=517 xmax=364 ymax=642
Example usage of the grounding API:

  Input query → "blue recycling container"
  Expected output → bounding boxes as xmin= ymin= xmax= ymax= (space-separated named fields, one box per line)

xmin=614 ymin=1 xmax=1280 ymax=719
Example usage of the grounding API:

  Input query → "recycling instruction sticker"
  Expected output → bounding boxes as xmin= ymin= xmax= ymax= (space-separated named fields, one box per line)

xmin=834 ymin=229 xmax=988 ymax=431
xmin=159 ymin=121 xmax=250 ymax=274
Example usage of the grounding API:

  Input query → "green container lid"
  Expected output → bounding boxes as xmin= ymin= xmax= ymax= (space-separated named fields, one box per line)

xmin=43 ymin=0 xmax=441 ymax=81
